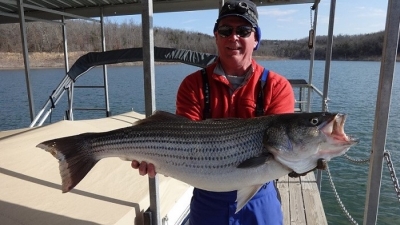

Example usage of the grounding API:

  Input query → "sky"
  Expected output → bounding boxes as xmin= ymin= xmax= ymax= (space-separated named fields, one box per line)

xmin=109 ymin=0 xmax=389 ymax=40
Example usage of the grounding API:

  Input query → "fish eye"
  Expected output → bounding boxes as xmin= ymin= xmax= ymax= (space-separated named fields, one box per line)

xmin=310 ymin=117 xmax=319 ymax=125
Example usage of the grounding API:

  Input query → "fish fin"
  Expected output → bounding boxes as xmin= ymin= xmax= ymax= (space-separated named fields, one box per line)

xmin=37 ymin=133 xmax=99 ymax=193
xmin=205 ymin=117 xmax=242 ymax=122
xmin=236 ymin=185 xmax=263 ymax=213
xmin=237 ymin=153 xmax=272 ymax=168
xmin=133 ymin=111 xmax=189 ymax=126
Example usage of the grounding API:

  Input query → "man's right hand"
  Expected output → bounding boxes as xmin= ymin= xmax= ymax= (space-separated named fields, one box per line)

xmin=131 ymin=160 xmax=156 ymax=178
xmin=288 ymin=158 xmax=327 ymax=178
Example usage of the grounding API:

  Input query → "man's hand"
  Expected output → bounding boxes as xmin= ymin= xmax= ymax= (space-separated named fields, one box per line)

xmin=288 ymin=158 xmax=327 ymax=178
xmin=131 ymin=160 xmax=156 ymax=178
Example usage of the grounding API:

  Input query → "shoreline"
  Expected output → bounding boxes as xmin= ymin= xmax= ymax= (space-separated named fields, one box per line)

xmin=0 ymin=52 xmax=146 ymax=70
xmin=0 ymin=52 xmax=283 ymax=70
xmin=0 ymin=52 xmax=394 ymax=70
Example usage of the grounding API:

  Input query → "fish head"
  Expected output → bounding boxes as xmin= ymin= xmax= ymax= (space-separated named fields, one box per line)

xmin=263 ymin=112 xmax=358 ymax=173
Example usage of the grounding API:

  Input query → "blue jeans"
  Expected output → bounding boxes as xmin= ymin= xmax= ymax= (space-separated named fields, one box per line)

xmin=189 ymin=182 xmax=283 ymax=225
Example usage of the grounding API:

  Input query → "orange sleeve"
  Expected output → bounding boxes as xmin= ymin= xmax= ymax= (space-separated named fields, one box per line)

xmin=175 ymin=71 xmax=204 ymax=121
xmin=265 ymin=71 xmax=295 ymax=115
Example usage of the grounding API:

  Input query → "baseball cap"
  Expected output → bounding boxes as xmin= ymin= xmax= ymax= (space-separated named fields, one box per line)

xmin=213 ymin=0 xmax=262 ymax=50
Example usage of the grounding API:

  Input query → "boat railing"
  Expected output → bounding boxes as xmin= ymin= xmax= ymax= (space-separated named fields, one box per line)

xmin=29 ymin=47 xmax=218 ymax=127
xmin=289 ymin=79 xmax=325 ymax=113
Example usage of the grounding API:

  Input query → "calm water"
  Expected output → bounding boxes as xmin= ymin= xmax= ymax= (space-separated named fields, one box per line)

xmin=1 ymin=60 xmax=399 ymax=224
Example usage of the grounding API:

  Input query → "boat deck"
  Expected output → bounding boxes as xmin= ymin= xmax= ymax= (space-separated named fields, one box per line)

xmin=277 ymin=173 xmax=328 ymax=225
xmin=0 ymin=111 xmax=192 ymax=225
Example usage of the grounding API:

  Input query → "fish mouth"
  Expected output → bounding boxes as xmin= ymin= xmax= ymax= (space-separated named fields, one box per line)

xmin=319 ymin=113 xmax=359 ymax=158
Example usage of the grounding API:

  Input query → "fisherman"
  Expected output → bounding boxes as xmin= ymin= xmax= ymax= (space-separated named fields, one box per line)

xmin=132 ymin=0 xmax=294 ymax=224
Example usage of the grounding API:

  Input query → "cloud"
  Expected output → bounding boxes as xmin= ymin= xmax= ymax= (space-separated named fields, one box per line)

xmin=259 ymin=8 xmax=298 ymax=17
xmin=276 ymin=17 xmax=294 ymax=22
xmin=181 ymin=19 xmax=198 ymax=24
xmin=354 ymin=7 xmax=386 ymax=18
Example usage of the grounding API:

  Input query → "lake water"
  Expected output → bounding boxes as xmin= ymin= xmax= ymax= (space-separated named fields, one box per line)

xmin=1 ymin=60 xmax=399 ymax=224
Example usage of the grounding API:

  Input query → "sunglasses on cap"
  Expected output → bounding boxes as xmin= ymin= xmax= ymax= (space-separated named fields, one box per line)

xmin=217 ymin=25 xmax=255 ymax=38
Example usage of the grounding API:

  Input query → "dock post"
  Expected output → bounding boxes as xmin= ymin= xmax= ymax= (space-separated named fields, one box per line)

xmin=142 ymin=0 xmax=160 ymax=225
xmin=363 ymin=0 xmax=400 ymax=224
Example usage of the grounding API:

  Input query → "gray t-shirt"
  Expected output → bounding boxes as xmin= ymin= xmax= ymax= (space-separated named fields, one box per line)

xmin=213 ymin=63 xmax=252 ymax=91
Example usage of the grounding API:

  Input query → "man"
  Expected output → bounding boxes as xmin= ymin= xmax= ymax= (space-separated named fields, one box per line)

xmin=132 ymin=0 xmax=295 ymax=224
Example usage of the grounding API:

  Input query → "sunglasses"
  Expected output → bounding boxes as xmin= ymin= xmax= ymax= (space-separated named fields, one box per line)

xmin=217 ymin=25 xmax=255 ymax=38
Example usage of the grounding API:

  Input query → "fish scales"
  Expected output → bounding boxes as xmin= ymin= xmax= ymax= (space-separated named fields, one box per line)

xmin=88 ymin=117 xmax=268 ymax=172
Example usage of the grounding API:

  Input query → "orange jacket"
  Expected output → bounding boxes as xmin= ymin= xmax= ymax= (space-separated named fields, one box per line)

xmin=176 ymin=59 xmax=294 ymax=120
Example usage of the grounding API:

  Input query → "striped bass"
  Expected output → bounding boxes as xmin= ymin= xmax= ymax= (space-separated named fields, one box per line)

xmin=37 ymin=111 xmax=358 ymax=212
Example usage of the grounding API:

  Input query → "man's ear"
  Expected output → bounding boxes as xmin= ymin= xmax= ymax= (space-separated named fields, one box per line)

xmin=214 ymin=31 xmax=219 ymax=43
xmin=254 ymin=40 xmax=258 ymax=49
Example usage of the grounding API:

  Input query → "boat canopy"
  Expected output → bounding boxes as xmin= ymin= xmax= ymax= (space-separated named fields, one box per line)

xmin=0 ymin=0 xmax=318 ymax=24
xmin=67 ymin=47 xmax=217 ymax=81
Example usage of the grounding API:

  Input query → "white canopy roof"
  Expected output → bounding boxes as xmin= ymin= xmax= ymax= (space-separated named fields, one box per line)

xmin=0 ymin=0 xmax=318 ymax=24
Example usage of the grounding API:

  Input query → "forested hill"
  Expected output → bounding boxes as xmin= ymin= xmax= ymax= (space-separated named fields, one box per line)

xmin=0 ymin=20 xmax=398 ymax=61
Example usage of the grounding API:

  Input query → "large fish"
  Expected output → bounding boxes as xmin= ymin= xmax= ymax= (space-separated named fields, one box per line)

xmin=37 ymin=111 xmax=358 ymax=212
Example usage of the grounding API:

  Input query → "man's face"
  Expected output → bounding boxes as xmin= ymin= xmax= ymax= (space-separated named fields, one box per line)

xmin=214 ymin=16 xmax=258 ymax=67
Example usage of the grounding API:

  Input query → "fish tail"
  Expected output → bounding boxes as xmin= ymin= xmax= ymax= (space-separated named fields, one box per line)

xmin=37 ymin=133 xmax=99 ymax=193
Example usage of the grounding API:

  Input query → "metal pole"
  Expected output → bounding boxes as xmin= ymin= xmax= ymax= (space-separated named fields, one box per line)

xmin=321 ymin=0 xmax=335 ymax=113
xmin=100 ymin=7 xmax=111 ymax=117
xmin=363 ymin=0 xmax=400 ymax=224
xmin=316 ymin=0 xmax=336 ymax=191
xmin=307 ymin=2 xmax=319 ymax=113
xmin=61 ymin=15 xmax=74 ymax=121
xmin=68 ymin=84 xmax=74 ymax=120
xmin=141 ymin=1 xmax=160 ymax=225
xmin=142 ymin=1 xmax=156 ymax=117
xmin=62 ymin=16 xmax=69 ymax=76
xmin=17 ymin=0 xmax=35 ymax=121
